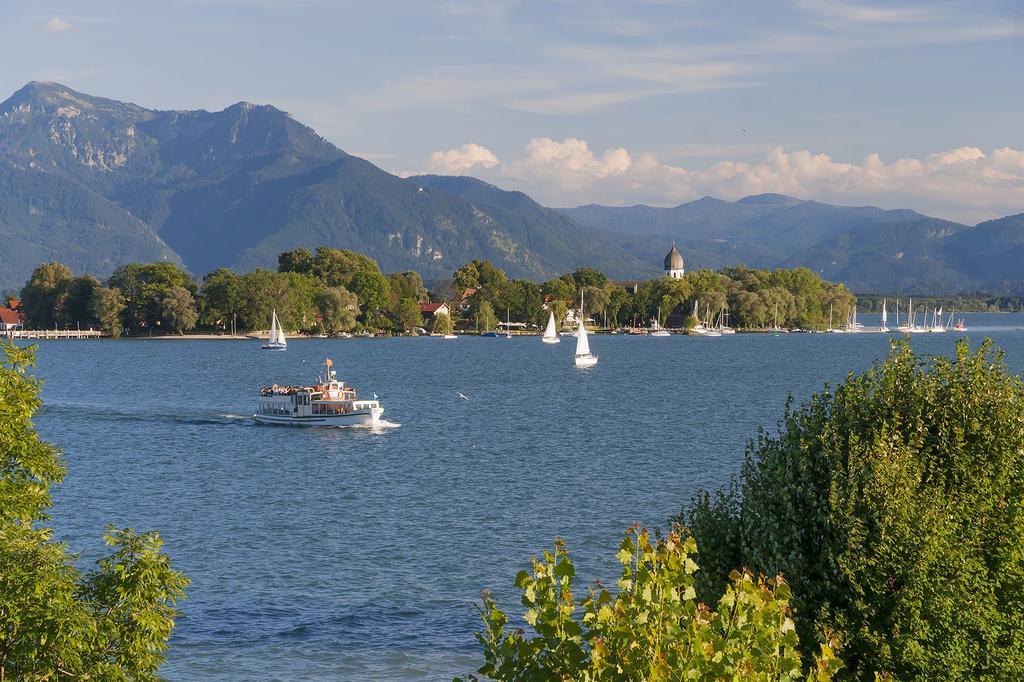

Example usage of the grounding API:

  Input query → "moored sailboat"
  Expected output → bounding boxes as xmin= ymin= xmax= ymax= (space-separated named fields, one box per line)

xmin=650 ymin=307 xmax=671 ymax=336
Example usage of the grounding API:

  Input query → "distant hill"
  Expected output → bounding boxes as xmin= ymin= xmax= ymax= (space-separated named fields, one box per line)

xmin=945 ymin=213 xmax=1024 ymax=293
xmin=0 ymin=82 xmax=653 ymax=290
xmin=560 ymin=195 xmax=1024 ymax=294
xmin=1 ymin=81 xmax=1021 ymax=294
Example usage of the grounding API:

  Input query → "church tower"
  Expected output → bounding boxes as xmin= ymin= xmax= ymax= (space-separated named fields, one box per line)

xmin=664 ymin=242 xmax=684 ymax=279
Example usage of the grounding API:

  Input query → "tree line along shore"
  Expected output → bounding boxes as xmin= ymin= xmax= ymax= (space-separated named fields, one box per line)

xmin=8 ymin=246 xmax=867 ymax=337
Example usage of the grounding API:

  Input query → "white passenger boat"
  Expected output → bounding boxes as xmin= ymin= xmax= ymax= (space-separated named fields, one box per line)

xmin=254 ymin=359 xmax=383 ymax=426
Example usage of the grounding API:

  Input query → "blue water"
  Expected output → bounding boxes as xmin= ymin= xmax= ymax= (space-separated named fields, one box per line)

xmin=27 ymin=313 xmax=1024 ymax=680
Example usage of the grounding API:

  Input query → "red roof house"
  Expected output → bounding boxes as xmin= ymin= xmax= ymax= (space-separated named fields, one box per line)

xmin=418 ymin=302 xmax=451 ymax=320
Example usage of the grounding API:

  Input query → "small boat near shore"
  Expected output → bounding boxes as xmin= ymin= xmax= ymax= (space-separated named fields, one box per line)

xmin=254 ymin=359 xmax=383 ymax=426
xmin=573 ymin=293 xmax=598 ymax=367
xmin=261 ymin=309 xmax=288 ymax=350
xmin=541 ymin=310 xmax=560 ymax=344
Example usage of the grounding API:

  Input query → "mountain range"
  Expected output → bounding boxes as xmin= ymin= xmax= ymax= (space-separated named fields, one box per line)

xmin=0 ymin=82 xmax=1021 ymax=294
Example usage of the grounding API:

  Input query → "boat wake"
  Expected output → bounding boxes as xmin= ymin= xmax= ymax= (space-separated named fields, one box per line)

xmin=40 ymin=402 xmax=255 ymax=427
xmin=314 ymin=419 xmax=401 ymax=431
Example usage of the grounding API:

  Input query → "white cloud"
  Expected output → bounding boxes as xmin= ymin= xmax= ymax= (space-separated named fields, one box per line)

xmin=503 ymin=138 xmax=631 ymax=191
xmin=425 ymin=142 xmax=500 ymax=174
xmin=415 ymin=139 xmax=1024 ymax=223
xmin=46 ymin=16 xmax=72 ymax=33
xmin=796 ymin=0 xmax=928 ymax=23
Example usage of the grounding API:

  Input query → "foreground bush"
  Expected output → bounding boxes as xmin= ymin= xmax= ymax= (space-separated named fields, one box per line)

xmin=460 ymin=526 xmax=841 ymax=681
xmin=0 ymin=341 xmax=188 ymax=679
xmin=682 ymin=339 xmax=1024 ymax=678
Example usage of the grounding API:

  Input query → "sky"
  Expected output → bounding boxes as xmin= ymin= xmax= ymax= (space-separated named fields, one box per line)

xmin=1 ymin=0 xmax=1022 ymax=223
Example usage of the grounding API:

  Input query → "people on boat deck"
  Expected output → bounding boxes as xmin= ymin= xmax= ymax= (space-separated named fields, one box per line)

xmin=260 ymin=384 xmax=342 ymax=397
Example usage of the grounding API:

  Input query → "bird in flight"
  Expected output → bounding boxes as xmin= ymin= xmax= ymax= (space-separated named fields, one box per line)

xmin=457 ymin=392 xmax=469 ymax=401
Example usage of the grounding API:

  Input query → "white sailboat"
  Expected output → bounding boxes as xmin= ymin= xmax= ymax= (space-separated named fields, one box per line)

xmin=701 ymin=302 xmax=722 ymax=336
xmin=879 ymin=298 xmax=889 ymax=332
xmin=828 ymin=303 xmax=842 ymax=333
xmin=846 ymin=305 xmax=863 ymax=332
xmin=770 ymin=302 xmax=787 ymax=334
xmin=541 ymin=310 xmax=560 ymax=344
xmin=929 ymin=307 xmax=946 ymax=333
xmin=573 ymin=294 xmax=598 ymax=367
xmin=261 ymin=309 xmax=288 ymax=350
xmin=718 ymin=306 xmax=736 ymax=334
xmin=650 ymin=307 xmax=671 ymax=336
xmin=688 ymin=299 xmax=707 ymax=335
xmin=897 ymin=298 xmax=916 ymax=333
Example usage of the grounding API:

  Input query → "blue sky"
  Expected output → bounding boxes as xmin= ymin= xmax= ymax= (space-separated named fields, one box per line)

xmin=2 ymin=0 xmax=1022 ymax=222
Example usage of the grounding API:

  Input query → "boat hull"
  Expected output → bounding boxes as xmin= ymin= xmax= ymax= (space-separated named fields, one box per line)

xmin=261 ymin=343 xmax=287 ymax=351
xmin=542 ymin=337 xmax=560 ymax=344
xmin=574 ymin=354 xmax=598 ymax=368
xmin=253 ymin=407 xmax=383 ymax=427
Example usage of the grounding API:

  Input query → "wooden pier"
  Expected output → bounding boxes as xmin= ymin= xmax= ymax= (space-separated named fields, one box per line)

xmin=2 ymin=329 xmax=104 ymax=340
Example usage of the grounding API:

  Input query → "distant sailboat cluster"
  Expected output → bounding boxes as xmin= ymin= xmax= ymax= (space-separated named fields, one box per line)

xmin=829 ymin=298 xmax=964 ymax=334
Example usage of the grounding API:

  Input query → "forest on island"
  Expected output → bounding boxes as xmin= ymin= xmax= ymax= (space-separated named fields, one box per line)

xmin=13 ymin=247 xmax=855 ymax=336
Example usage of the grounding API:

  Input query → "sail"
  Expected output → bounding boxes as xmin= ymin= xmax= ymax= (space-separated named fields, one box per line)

xmin=268 ymin=311 xmax=279 ymax=344
xmin=268 ymin=310 xmax=287 ymax=347
xmin=575 ymin=316 xmax=590 ymax=356
xmin=543 ymin=311 xmax=558 ymax=339
xmin=881 ymin=299 xmax=887 ymax=324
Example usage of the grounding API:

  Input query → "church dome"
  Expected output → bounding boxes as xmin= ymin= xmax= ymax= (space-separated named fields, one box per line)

xmin=664 ymin=244 xmax=684 ymax=271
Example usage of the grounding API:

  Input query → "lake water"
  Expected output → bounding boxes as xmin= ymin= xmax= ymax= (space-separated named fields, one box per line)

xmin=28 ymin=313 xmax=1024 ymax=680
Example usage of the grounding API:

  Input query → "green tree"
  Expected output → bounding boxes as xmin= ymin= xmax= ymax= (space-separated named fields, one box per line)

xmin=20 ymin=262 xmax=72 ymax=328
xmin=64 ymin=275 xmax=100 ymax=326
xmin=453 ymin=262 xmax=481 ymax=291
xmin=316 ymin=286 xmax=359 ymax=334
xmin=682 ymin=339 xmax=1024 ymax=679
xmin=477 ymin=260 xmax=507 ymax=288
xmin=461 ymin=526 xmax=842 ymax=681
xmin=0 ymin=341 xmax=188 ymax=679
xmin=350 ymin=270 xmax=391 ymax=320
xmin=387 ymin=271 xmax=428 ymax=305
xmin=606 ymin=287 xmax=629 ymax=327
xmin=570 ymin=266 xmax=608 ymax=290
xmin=200 ymin=268 xmax=241 ymax=329
xmin=390 ymin=297 xmax=423 ymax=332
xmin=542 ymin=276 xmax=575 ymax=303
xmin=311 ymin=247 xmax=380 ymax=288
xmin=158 ymin=287 xmax=199 ymax=335
xmin=234 ymin=270 xmax=319 ymax=332
xmin=432 ymin=310 xmax=454 ymax=335
xmin=277 ymin=247 xmax=314 ymax=275
xmin=582 ymin=285 xmax=611 ymax=321
xmin=476 ymin=300 xmax=498 ymax=332
xmin=108 ymin=263 xmax=195 ymax=330
xmin=89 ymin=287 xmax=126 ymax=338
